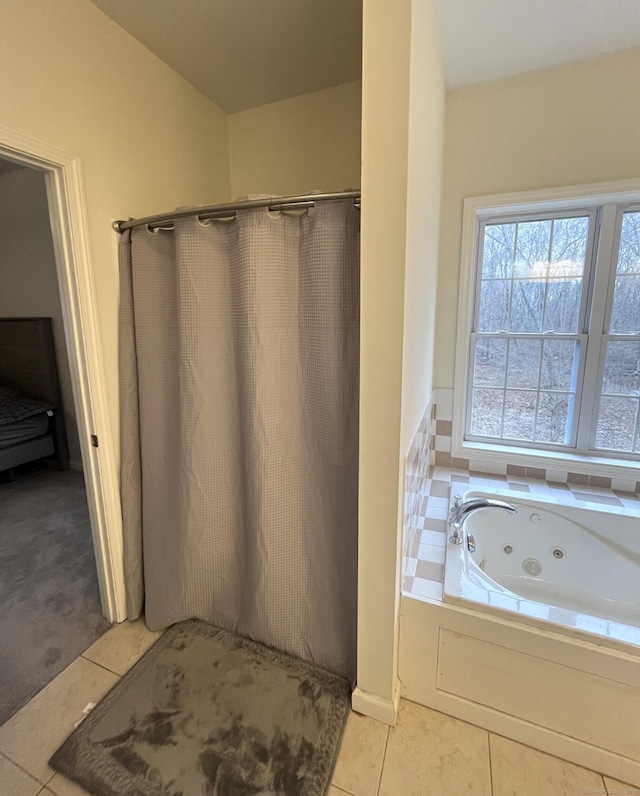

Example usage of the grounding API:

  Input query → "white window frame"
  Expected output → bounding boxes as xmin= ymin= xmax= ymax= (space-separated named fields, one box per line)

xmin=452 ymin=178 xmax=640 ymax=479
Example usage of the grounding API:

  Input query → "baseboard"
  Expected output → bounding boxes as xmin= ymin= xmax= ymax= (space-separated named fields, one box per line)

xmin=69 ymin=459 xmax=83 ymax=472
xmin=352 ymin=678 xmax=401 ymax=726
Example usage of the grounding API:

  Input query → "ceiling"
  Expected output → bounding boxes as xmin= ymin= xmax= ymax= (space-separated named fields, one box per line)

xmin=88 ymin=0 xmax=640 ymax=109
xmin=439 ymin=0 xmax=640 ymax=89
xmin=88 ymin=0 xmax=362 ymax=113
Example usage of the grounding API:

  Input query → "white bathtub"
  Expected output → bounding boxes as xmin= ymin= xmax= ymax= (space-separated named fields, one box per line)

xmin=444 ymin=488 xmax=640 ymax=648
xmin=401 ymin=486 xmax=640 ymax=783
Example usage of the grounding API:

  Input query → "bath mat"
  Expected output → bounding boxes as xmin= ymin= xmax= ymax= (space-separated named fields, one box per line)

xmin=50 ymin=620 xmax=351 ymax=796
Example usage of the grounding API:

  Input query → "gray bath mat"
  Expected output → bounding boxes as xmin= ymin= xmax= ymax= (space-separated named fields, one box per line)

xmin=50 ymin=620 xmax=351 ymax=795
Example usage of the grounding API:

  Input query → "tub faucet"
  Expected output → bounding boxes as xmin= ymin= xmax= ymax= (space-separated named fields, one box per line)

xmin=449 ymin=495 xmax=517 ymax=544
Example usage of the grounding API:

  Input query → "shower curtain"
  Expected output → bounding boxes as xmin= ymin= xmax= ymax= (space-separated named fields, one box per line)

xmin=119 ymin=199 xmax=359 ymax=679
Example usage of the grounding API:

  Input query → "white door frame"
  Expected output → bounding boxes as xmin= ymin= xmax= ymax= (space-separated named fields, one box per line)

xmin=0 ymin=125 xmax=126 ymax=623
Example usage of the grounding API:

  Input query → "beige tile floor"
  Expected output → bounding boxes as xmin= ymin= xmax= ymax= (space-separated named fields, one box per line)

xmin=0 ymin=620 xmax=637 ymax=796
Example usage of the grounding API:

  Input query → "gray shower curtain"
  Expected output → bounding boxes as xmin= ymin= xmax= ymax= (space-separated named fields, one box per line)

xmin=119 ymin=199 xmax=359 ymax=679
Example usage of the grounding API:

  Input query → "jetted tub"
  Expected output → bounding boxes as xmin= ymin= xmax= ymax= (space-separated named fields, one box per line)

xmin=444 ymin=488 xmax=640 ymax=647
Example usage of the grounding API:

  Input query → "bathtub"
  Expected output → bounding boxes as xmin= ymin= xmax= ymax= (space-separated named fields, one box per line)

xmin=400 ymin=485 xmax=640 ymax=784
xmin=444 ymin=488 xmax=640 ymax=648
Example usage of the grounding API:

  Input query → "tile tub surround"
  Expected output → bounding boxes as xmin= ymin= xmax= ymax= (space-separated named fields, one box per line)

xmin=402 ymin=404 xmax=434 ymax=561
xmin=403 ymin=396 xmax=640 ymax=600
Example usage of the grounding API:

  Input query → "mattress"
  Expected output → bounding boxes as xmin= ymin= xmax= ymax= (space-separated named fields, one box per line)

xmin=0 ymin=412 xmax=50 ymax=449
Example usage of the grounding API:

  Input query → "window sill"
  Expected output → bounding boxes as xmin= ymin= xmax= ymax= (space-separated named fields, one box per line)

xmin=454 ymin=439 xmax=640 ymax=482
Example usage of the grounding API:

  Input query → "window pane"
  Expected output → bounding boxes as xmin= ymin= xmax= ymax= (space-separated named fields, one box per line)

xmin=595 ymin=396 xmax=638 ymax=452
xmin=610 ymin=212 xmax=640 ymax=333
xmin=474 ymin=338 xmax=507 ymax=386
xmin=514 ymin=219 xmax=552 ymax=277
xmin=595 ymin=340 xmax=640 ymax=452
xmin=509 ymin=280 xmax=545 ymax=332
xmin=535 ymin=393 xmax=570 ymax=444
xmin=503 ymin=390 xmax=536 ymax=440
xmin=543 ymin=278 xmax=581 ymax=333
xmin=610 ymin=275 xmax=640 ymax=334
xmin=506 ymin=339 xmax=541 ymax=389
xmin=478 ymin=280 xmax=510 ymax=332
xmin=470 ymin=388 xmax=504 ymax=436
xmin=616 ymin=212 xmax=640 ymax=275
xmin=482 ymin=223 xmax=515 ymax=279
xmin=541 ymin=340 xmax=577 ymax=391
xmin=549 ymin=217 xmax=589 ymax=275
xmin=601 ymin=341 xmax=640 ymax=395
xmin=469 ymin=338 xmax=578 ymax=447
xmin=477 ymin=215 xmax=589 ymax=337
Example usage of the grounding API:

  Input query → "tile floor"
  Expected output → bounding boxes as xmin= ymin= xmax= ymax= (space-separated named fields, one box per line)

xmin=0 ymin=619 xmax=637 ymax=796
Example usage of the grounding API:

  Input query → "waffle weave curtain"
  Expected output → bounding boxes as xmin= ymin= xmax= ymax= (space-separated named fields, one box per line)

xmin=118 ymin=200 xmax=359 ymax=679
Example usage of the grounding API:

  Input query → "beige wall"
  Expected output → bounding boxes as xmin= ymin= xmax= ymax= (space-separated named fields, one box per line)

xmin=0 ymin=167 xmax=82 ymax=466
xmin=227 ymin=81 xmax=362 ymax=198
xmin=0 ymin=0 xmax=437 ymax=712
xmin=358 ymin=0 xmax=410 ymax=708
xmin=435 ymin=48 xmax=640 ymax=389
xmin=399 ymin=0 xmax=444 ymax=456
xmin=0 ymin=0 xmax=231 ymax=463
xmin=357 ymin=0 xmax=444 ymax=710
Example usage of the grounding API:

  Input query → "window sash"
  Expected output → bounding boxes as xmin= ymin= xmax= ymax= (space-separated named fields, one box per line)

xmin=474 ymin=210 xmax=598 ymax=338
xmin=586 ymin=205 xmax=640 ymax=455
xmin=468 ymin=209 xmax=598 ymax=452
xmin=466 ymin=332 xmax=588 ymax=450
xmin=571 ymin=205 xmax=615 ymax=452
xmin=602 ymin=205 xmax=640 ymax=335
xmin=590 ymin=337 xmax=640 ymax=454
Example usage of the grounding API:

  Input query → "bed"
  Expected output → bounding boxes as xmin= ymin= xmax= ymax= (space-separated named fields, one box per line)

xmin=0 ymin=318 xmax=69 ymax=475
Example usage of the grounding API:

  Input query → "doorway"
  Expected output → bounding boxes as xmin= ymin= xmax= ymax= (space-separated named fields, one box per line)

xmin=0 ymin=130 xmax=126 ymax=722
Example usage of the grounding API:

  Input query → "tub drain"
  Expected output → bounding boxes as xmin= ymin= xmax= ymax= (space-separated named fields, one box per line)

xmin=522 ymin=558 xmax=542 ymax=576
xmin=502 ymin=544 xmax=513 ymax=555
xmin=551 ymin=547 xmax=564 ymax=559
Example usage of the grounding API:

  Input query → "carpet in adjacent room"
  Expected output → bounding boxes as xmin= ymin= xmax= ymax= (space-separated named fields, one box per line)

xmin=51 ymin=620 xmax=351 ymax=796
xmin=0 ymin=467 xmax=110 ymax=725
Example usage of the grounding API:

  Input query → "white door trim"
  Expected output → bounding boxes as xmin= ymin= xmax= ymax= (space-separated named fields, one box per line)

xmin=0 ymin=125 xmax=126 ymax=622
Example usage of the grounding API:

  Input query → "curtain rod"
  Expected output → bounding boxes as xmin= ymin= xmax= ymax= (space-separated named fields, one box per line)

xmin=112 ymin=190 xmax=361 ymax=233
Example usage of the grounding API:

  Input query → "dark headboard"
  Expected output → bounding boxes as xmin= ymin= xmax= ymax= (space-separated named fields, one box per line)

xmin=0 ymin=318 xmax=63 ymax=408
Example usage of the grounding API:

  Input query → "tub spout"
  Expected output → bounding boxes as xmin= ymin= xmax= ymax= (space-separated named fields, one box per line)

xmin=448 ymin=496 xmax=517 ymax=544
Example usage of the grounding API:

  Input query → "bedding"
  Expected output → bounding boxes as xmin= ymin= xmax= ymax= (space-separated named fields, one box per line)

xmin=0 ymin=382 xmax=52 ymax=426
xmin=0 ymin=413 xmax=50 ymax=449
xmin=0 ymin=318 xmax=68 ymax=472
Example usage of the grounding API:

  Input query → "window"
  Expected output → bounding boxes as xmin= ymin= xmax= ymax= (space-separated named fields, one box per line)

xmin=456 ymin=187 xmax=640 ymax=466
xmin=595 ymin=210 xmax=640 ymax=453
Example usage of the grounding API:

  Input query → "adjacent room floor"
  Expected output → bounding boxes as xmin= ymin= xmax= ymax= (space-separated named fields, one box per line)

xmin=0 ymin=618 xmax=636 ymax=796
xmin=0 ymin=466 xmax=109 ymax=725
